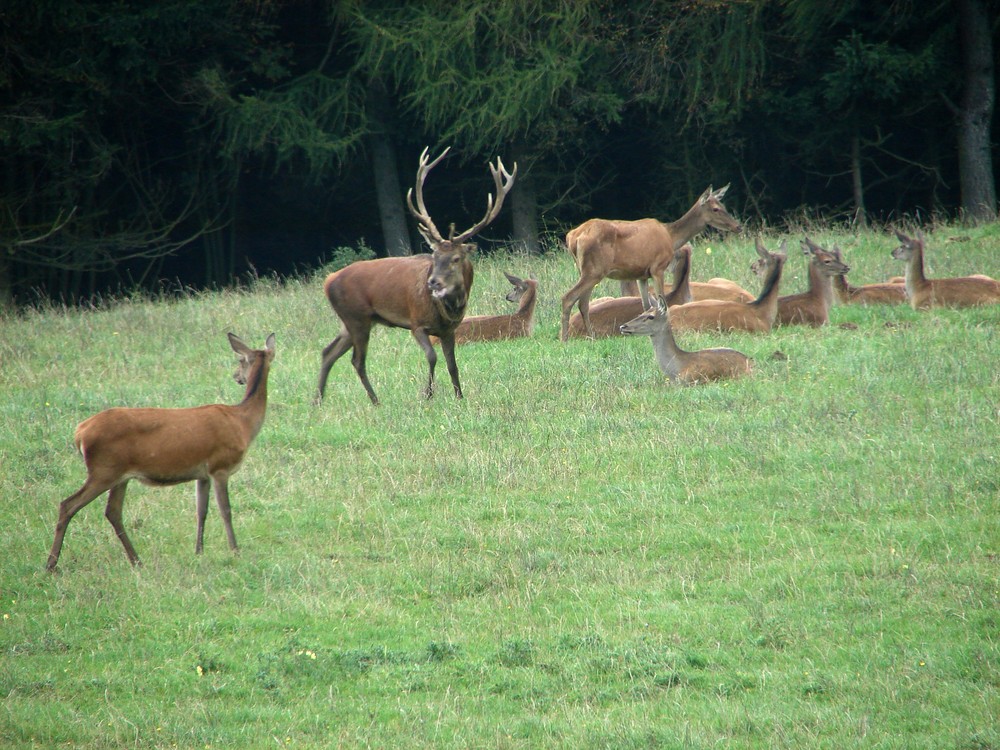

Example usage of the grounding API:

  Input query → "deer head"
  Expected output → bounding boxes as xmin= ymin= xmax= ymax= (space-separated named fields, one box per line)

xmin=699 ymin=184 xmax=742 ymax=233
xmin=406 ymin=147 xmax=517 ymax=301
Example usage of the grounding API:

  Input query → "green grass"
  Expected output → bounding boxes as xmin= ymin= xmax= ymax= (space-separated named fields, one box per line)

xmin=2 ymin=226 xmax=998 ymax=748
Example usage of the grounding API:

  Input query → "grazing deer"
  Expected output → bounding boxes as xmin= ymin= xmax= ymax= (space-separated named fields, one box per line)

xmin=561 ymin=185 xmax=741 ymax=341
xmin=620 ymin=296 xmax=752 ymax=384
xmin=316 ymin=147 xmax=516 ymax=404
xmin=46 ymin=333 xmax=276 ymax=571
xmin=668 ymin=238 xmax=787 ymax=333
xmin=436 ymin=272 xmax=538 ymax=344
xmin=764 ymin=237 xmax=851 ymax=326
xmin=567 ymin=243 xmax=694 ymax=338
xmin=825 ymin=245 xmax=907 ymax=305
xmin=891 ymin=230 xmax=1000 ymax=309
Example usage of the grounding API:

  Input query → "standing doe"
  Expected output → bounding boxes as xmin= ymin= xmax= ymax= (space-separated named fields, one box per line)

xmin=560 ymin=185 xmax=741 ymax=341
xmin=891 ymin=230 xmax=1000 ymax=309
xmin=316 ymin=147 xmax=516 ymax=404
xmin=46 ymin=333 xmax=276 ymax=571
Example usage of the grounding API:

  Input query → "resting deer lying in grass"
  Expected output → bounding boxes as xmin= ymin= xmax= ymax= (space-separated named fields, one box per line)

xmin=46 ymin=333 xmax=276 ymax=571
xmin=561 ymin=185 xmax=741 ymax=340
xmin=567 ymin=243 xmax=695 ymax=338
xmin=764 ymin=237 xmax=850 ymax=326
xmin=316 ymin=147 xmax=516 ymax=404
xmin=891 ymin=230 xmax=1000 ymax=309
xmin=824 ymin=244 xmax=906 ymax=305
xmin=668 ymin=238 xmax=787 ymax=333
xmin=436 ymin=272 xmax=537 ymax=344
xmin=620 ymin=296 xmax=751 ymax=384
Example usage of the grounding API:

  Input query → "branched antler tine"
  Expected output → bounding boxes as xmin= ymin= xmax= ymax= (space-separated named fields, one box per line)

xmin=406 ymin=146 xmax=450 ymax=243
xmin=452 ymin=157 xmax=518 ymax=243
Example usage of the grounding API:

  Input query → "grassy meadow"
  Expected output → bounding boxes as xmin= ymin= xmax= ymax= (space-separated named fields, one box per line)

xmin=1 ymin=224 xmax=998 ymax=749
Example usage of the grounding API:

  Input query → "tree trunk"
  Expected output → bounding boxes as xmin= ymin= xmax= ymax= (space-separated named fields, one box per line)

xmin=955 ymin=0 xmax=997 ymax=223
xmin=0 ymin=255 xmax=12 ymax=310
xmin=368 ymin=81 xmax=411 ymax=256
xmin=510 ymin=145 xmax=540 ymax=255
xmin=850 ymin=133 xmax=868 ymax=228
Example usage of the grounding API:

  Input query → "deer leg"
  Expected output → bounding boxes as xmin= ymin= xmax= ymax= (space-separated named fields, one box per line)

xmin=411 ymin=328 xmax=439 ymax=399
xmin=348 ymin=330 xmax=379 ymax=405
xmin=104 ymin=482 xmax=142 ymax=567
xmin=560 ymin=277 xmax=599 ymax=341
xmin=195 ymin=478 xmax=210 ymax=554
xmin=46 ymin=476 xmax=115 ymax=571
xmin=638 ymin=278 xmax=652 ymax=308
xmin=316 ymin=330 xmax=354 ymax=403
xmin=211 ymin=476 xmax=239 ymax=553
xmin=620 ymin=280 xmax=640 ymax=297
xmin=437 ymin=333 xmax=463 ymax=399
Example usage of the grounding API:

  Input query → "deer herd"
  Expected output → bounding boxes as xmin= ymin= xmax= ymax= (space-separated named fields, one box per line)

xmin=46 ymin=148 xmax=1000 ymax=570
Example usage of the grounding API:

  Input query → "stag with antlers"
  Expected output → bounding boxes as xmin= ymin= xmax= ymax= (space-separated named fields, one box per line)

xmin=316 ymin=147 xmax=516 ymax=405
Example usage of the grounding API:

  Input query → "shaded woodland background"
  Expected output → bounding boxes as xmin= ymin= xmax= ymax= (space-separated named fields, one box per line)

xmin=1 ymin=0 xmax=997 ymax=306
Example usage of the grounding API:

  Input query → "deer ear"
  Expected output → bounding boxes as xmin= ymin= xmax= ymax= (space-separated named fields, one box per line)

xmin=699 ymin=186 xmax=714 ymax=204
xmin=712 ymin=183 xmax=730 ymax=199
xmin=503 ymin=271 xmax=520 ymax=284
xmin=228 ymin=332 xmax=251 ymax=355
xmin=894 ymin=229 xmax=909 ymax=242
xmin=265 ymin=333 xmax=276 ymax=353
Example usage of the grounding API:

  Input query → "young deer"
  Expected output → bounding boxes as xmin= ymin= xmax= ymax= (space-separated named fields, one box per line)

xmin=891 ymin=230 xmax=1000 ymax=309
xmin=316 ymin=147 xmax=516 ymax=404
xmin=561 ymin=185 xmax=741 ymax=340
xmin=825 ymin=244 xmax=907 ymax=305
xmin=46 ymin=333 xmax=276 ymax=571
xmin=567 ymin=243 xmax=695 ymax=338
xmin=767 ymin=237 xmax=851 ymax=326
xmin=620 ymin=296 xmax=751 ymax=384
xmin=447 ymin=272 xmax=538 ymax=344
xmin=668 ymin=238 xmax=787 ymax=333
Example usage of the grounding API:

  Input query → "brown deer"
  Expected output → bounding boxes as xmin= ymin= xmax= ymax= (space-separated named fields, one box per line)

xmin=436 ymin=272 xmax=538 ymax=344
xmin=668 ymin=238 xmax=787 ymax=333
xmin=825 ymin=245 xmax=907 ymax=305
xmin=567 ymin=243 xmax=694 ymax=338
xmin=46 ymin=333 xmax=276 ymax=571
xmin=316 ymin=147 xmax=516 ymax=404
xmin=560 ymin=185 xmax=741 ymax=341
xmin=620 ymin=296 xmax=752 ymax=384
xmin=764 ymin=237 xmax=851 ymax=326
xmin=891 ymin=230 xmax=1000 ymax=309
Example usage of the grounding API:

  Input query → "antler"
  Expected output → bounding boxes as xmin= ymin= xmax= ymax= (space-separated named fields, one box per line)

xmin=406 ymin=147 xmax=518 ymax=247
xmin=451 ymin=156 xmax=517 ymax=243
xmin=407 ymin=147 xmax=451 ymax=244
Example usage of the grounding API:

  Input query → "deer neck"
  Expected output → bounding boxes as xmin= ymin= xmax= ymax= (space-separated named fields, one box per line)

xmin=904 ymin=244 xmax=928 ymax=294
xmin=238 ymin=357 xmax=271 ymax=441
xmin=666 ymin=204 xmax=707 ymax=248
xmin=752 ymin=257 xmax=785 ymax=318
xmin=650 ymin=321 xmax=684 ymax=381
xmin=664 ymin=253 xmax=692 ymax=306
xmin=808 ymin=261 xmax=835 ymax=312
xmin=833 ymin=273 xmax=853 ymax=302
xmin=516 ymin=282 xmax=537 ymax=318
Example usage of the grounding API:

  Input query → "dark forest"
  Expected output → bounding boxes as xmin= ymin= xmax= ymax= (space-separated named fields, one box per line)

xmin=1 ymin=0 xmax=997 ymax=305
